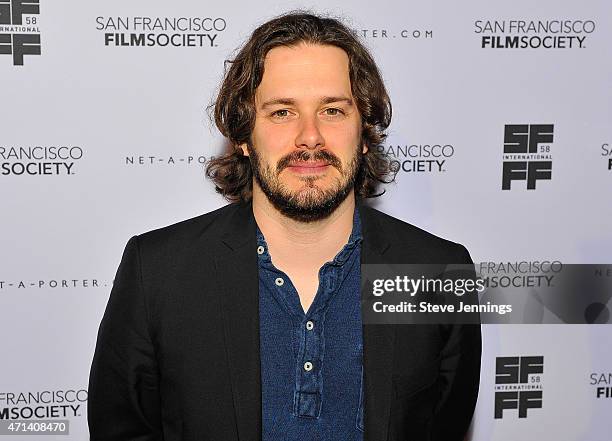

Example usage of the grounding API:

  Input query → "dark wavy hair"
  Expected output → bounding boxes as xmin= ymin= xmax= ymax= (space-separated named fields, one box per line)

xmin=206 ymin=11 xmax=396 ymax=202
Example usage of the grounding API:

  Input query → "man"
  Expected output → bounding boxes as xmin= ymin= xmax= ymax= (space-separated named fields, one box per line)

xmin=88 ymin=12 xmax=481 ymax=441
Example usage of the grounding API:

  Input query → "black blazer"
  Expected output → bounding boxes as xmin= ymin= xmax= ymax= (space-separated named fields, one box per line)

xmin=88 ymin=200 xmax=481 ymax=441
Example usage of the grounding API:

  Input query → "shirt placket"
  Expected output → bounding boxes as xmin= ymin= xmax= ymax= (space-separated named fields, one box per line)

xmin=257 ymin=222 xmax=363 ymax=432
xmin=292 ymin=263 xmax=338 ymax=419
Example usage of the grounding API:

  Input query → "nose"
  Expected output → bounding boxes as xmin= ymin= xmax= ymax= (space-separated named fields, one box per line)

xmin=295 ymin=114 xmax=325 ymax=150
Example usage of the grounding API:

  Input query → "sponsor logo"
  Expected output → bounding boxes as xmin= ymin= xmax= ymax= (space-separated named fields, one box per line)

xmin=0 ymin=389 xmax=87 ymax=420
xmin=378 ymin=143 xmax=454 ymax=174
xmin=0 ymin=145 xmax=84 ymax=176
xmin=602 ymin=143 xmax=611 ymax=171
xmin=495 ymin=356 xmax=543 ymax=418
xmin=589 ymin=372 xmax=612 ymax=399
xmin=0 ymin=0 xmax=41 ymax=65
xmin=125 ymin=154 xmax=213 ymax=166
xmin=475 ymin=19 xmax=596 ymax=49
xmin=478 ymin=260 xmax=562 ymax=288
xmin=95 ymin=16 xmax=227 ymax=48
xmin=357 ymin=27 xmax=432 ymax=40
xmin=0 ymin=279 xmax=106 ymax=290
xmin=502 ymin=124 xmax=553 ymax=190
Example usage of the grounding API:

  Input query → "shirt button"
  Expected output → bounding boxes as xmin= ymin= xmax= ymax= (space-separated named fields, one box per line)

xmin=257 ymin=245 xmax=264 ymax=255
xmin=306 ymin=321 xmax=314 ymax=331
xmin=275 ymin=277 xmax=284 ymax=286
xmin=303 ymin=361 xmax=313 ymax=372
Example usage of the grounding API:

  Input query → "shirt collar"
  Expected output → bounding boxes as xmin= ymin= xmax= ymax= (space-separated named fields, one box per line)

xmin=256 ymin=205 xmax=362 ymax=266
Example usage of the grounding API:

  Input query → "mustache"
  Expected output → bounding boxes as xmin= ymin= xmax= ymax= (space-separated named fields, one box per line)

xmin=276 ymin=150 xmax=342 ymax=173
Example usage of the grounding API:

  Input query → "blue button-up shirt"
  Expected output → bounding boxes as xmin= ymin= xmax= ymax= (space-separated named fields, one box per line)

xmin=257 ymin=208 xmax=364 ymax=440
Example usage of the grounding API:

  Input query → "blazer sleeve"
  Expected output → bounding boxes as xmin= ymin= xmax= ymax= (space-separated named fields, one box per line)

xmin=432 ymin=244 xmax=482 ymax=441
xmin=88 ymin=235 xmax=163 ymax=440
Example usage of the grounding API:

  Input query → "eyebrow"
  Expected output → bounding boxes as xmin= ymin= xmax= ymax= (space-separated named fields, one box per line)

xmin=260 ymin=96 xmax=354 ymax=110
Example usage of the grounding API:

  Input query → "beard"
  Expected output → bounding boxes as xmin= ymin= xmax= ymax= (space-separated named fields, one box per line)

xmin=247 ymin=143 xmax=362 ymax=223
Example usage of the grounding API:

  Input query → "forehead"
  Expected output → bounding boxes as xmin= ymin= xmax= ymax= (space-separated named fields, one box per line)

xmin=255 ymin=43 xmax=352 ymax=104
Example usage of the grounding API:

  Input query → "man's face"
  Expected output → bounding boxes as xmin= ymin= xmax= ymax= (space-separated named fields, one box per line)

xmin=241 ymin=43 xmax=367 ymax=222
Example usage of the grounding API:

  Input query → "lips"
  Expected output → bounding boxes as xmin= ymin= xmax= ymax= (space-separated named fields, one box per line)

xmin=288 ymin=161 xmax=330 ymax=168
xmin=286 ymin=161 xmax=331 ymax=174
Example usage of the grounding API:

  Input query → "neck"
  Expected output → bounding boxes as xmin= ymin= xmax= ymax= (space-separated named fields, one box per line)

xmin=252 ymin=183 xmax=356 ymax=266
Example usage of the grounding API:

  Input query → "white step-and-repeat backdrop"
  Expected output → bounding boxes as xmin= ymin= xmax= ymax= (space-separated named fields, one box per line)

xmin=1 ymin=0 xmax=611 ymax=439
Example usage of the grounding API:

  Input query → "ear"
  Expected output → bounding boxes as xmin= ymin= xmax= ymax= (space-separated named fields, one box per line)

xmin=238 ymin=143 xmax=249 ymax=157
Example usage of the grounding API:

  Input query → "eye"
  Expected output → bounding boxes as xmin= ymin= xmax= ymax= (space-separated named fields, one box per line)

xmin=271 ymin=109 xmax=290 ymax=118
xmin=323 ymin=108 xmax=345 ymax=117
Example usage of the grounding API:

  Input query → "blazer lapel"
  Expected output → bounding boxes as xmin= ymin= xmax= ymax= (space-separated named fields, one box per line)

xmin=214 ymin=202 xmax=261 ymax=441
xmin=360 ymin=203 xmax=395 ymax=441
xmin=212 ymin=200 xmax=395 ymax=441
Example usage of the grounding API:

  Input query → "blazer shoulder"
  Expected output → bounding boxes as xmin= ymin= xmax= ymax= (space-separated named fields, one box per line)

xmin=362 ymin=205 xmax=472 ymax=263
xmin=131 ymin=203 xmax=239 ymax=256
